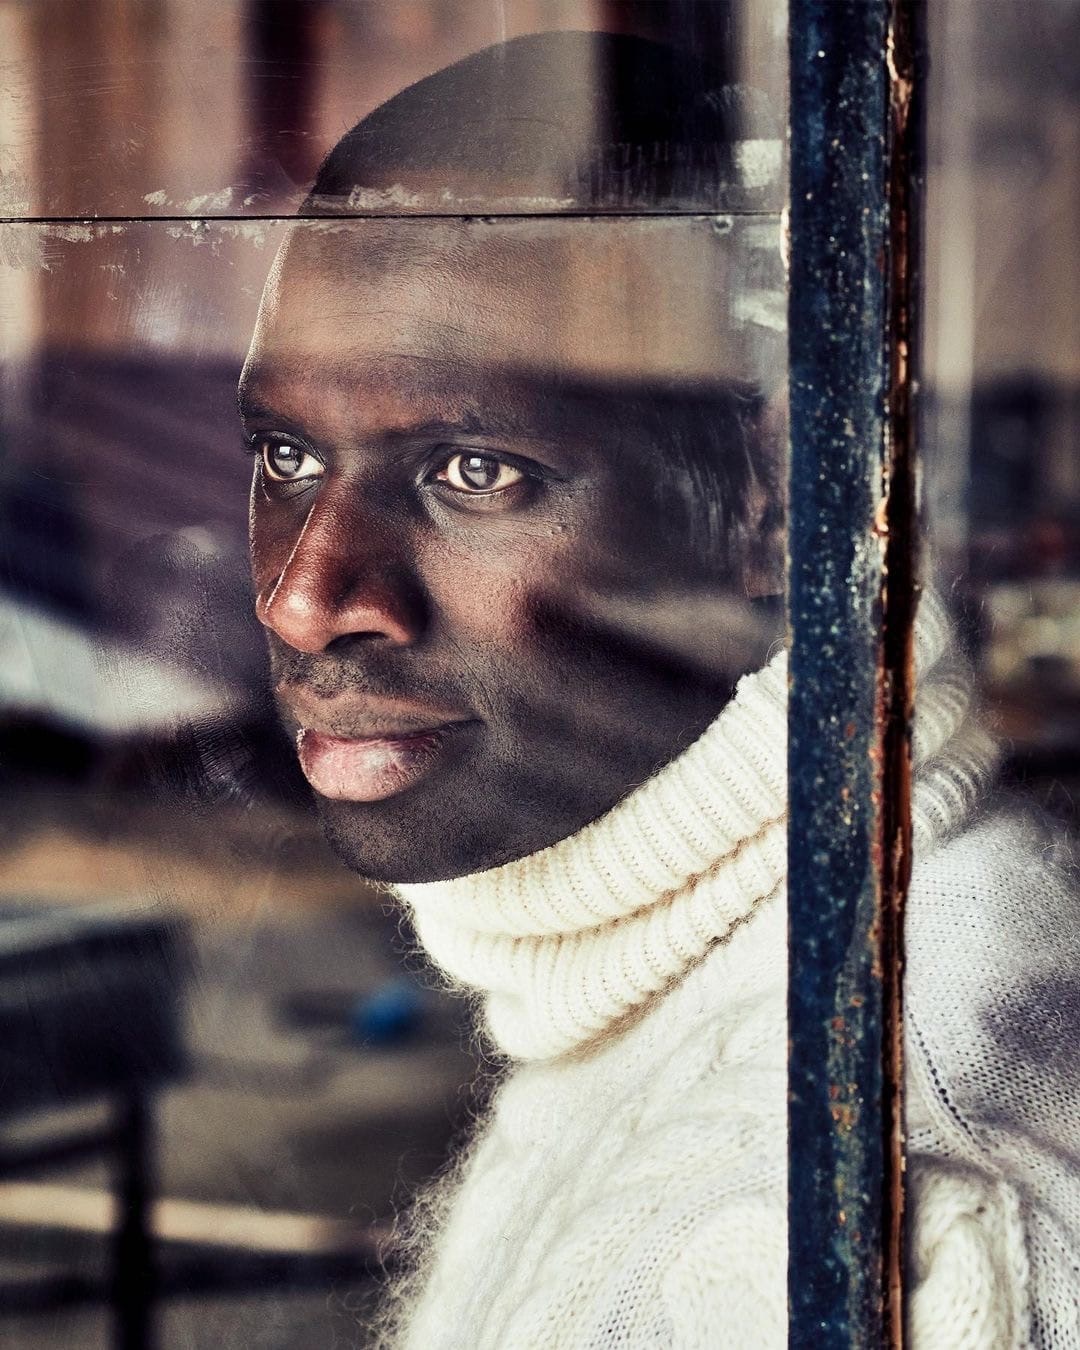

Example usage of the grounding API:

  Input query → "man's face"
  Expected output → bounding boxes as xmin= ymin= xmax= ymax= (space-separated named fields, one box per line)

xmin=240 ymin=219 xmax=766 ymax=882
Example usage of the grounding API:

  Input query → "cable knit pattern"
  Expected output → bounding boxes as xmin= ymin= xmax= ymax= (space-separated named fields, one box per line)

xmin=387 ymin=592 xmax=1079 ymax=1349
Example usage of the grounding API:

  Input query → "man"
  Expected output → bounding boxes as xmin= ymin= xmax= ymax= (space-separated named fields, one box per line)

xmin=239 ymin=32 xmax=1079 ymax=1349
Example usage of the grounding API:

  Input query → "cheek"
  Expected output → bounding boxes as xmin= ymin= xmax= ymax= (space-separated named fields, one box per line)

xmin=248 ymin=482 xmax=277 ymax=583
xmin=432 ymin=561 xmax=532 ymax=641
xmin=424 ymin=531 xmax=574 ymax=646
xmin=248 ymin=490 xmax=305 ymax=594
xmin=249 ymin=519 xmax=283 ymax=601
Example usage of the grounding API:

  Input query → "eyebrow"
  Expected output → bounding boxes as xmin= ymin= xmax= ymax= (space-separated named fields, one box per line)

xmin=239 ymin=351 xmax=504 ymax=407
xmin=238 ymin=352 xmax=757 ymax=448
xmin=237 ymin=395 xmax=556 ymax=458
xmin=237 ymin=352 xmax=603 ymax=447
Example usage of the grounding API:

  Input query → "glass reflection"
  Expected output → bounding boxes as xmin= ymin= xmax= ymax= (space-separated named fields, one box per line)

xmin=0 ymin=12 xmax=790 ymax=1347
xmin=909 ymin=0 xmax=1080 ymax=1343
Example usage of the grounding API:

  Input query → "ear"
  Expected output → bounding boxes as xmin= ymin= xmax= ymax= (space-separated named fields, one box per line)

xmin=741 ymin=482 xmax=785 ymax=599
xmin=740 ymin=391 xmax=787 ymax=600
xmin=744 ymin=552 xmax=785 ymax=601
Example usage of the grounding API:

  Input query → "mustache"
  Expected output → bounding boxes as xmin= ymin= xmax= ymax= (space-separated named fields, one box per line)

xmin=266 ymin=637 xmax=473 ymax=707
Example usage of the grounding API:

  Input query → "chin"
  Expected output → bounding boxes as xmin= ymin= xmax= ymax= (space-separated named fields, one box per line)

xmin=308 ymin=743 xmax=647 ymax=884
xmin=317 ymin=796 xmax=506 ymax=885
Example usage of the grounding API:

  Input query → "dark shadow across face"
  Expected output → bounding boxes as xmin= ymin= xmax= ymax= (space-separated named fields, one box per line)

xmin=240 ymin=220 xmax=776 ymax=882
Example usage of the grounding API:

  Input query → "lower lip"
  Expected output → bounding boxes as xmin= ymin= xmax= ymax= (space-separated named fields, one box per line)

xmin=296 ymin=726 xmax=468 ymax=803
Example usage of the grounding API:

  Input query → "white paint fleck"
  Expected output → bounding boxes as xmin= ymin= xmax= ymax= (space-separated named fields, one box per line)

xmin=733 ymin=289 xmax=786 ymax=332
xmin=437 ymin=188 xmax=576 ymax=210
xmin=733 ymin=139 xmax=783 ymax=191
xmin=143 ymin=189 xmax=168 ymax=207
xmin=182 ymin=187 xmax=234 ymax=212
xmin=53 ymin=223 xmax=95 ymax=243
xmin=344 ymin=184 xmax=424 ymax=210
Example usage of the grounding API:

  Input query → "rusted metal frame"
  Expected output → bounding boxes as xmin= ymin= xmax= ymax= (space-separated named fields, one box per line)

xmin=787 ymin=1 xmax=921 ymax=1345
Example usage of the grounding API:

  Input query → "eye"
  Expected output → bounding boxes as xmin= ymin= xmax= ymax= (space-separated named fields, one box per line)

xmin=257 ymin=438 xmax=324 ymax=484
xmin=435 ymin=452 xmax=525 ymax=494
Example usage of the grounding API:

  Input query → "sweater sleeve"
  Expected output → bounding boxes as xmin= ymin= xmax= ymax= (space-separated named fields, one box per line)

xmin=905 ymin=807 xmax=1080 ymax=1348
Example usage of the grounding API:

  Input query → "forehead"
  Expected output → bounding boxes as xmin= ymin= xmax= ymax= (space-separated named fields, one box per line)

xmin=243 ymin=218 xmax=762 ymax=399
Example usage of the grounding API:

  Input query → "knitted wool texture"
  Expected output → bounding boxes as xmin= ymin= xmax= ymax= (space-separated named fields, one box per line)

xmin=393 ymin=594 xmax=1080 ymax=1348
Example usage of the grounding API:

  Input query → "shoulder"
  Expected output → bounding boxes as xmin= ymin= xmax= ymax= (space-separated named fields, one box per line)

xmin=908 ymin=801 xmax=1079 ymax=994
xmin=906 ymin=799 xmax=1080 ymax=1169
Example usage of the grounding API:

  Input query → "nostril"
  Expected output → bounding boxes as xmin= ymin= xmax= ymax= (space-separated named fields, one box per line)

xmin=324 ymin=628 xmax=401 ymax=653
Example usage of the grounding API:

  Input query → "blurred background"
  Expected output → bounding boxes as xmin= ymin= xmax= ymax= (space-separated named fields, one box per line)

xmin=0 ymin=0 xmax=1077 ymax=1347
xmin=923 ymin=0 xmax=1080 ymax=820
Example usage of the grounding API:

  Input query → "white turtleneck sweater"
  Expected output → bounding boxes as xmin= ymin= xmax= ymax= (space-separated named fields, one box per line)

xmin=388 ymin=595 xmax=1080 ymax=1349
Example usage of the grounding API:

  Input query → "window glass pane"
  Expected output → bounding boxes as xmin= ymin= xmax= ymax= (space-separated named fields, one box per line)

xmin=913 ymin=1 xmax=1080 ymax=1341
xmin=1 ymin=0 xmax=785 ymax=218
xmin=0 ymin=8 xmax=794 ymax=1348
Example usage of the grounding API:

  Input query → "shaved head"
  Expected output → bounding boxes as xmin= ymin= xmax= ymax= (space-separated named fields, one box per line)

xmin=304 ymin=30 xmax=749 ymax=213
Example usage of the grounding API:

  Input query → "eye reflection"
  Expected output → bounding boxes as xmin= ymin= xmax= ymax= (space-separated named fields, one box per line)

xmin=258 ymin=439 xmax=324 ymax=484
xmin=437 ymin=452 xmax=525 ymax=493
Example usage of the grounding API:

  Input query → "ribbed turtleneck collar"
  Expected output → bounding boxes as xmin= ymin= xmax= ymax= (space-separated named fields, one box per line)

xmin=397 ymin=592 xmax=997 ymax=1063
xmin=398 ymin=651 xmax=789 ymax=1061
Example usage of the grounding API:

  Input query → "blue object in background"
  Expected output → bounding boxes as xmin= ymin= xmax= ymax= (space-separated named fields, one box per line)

xmin=349 ymin=977 xmax=424 ymax=1046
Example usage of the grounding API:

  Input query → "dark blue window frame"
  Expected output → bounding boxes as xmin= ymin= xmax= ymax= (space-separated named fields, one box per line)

xmin=787 ymin=1 xmax=922 ymax=1344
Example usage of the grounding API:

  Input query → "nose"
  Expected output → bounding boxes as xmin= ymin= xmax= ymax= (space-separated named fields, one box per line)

xmin=255 ymin=494 xmax=428 ymax=654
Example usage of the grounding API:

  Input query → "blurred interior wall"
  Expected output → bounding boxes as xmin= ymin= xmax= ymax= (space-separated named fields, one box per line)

xmin=1 ymin=0 xmax=786 ymax=354
xmin=924 ymin=0 xmax=1080 ymax=567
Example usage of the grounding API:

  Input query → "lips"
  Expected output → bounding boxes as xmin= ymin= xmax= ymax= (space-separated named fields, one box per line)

xmin=296 ymin=725 xmax=469 ymax=802
xmin=278 ymin=684 xmax=476 ymax=802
